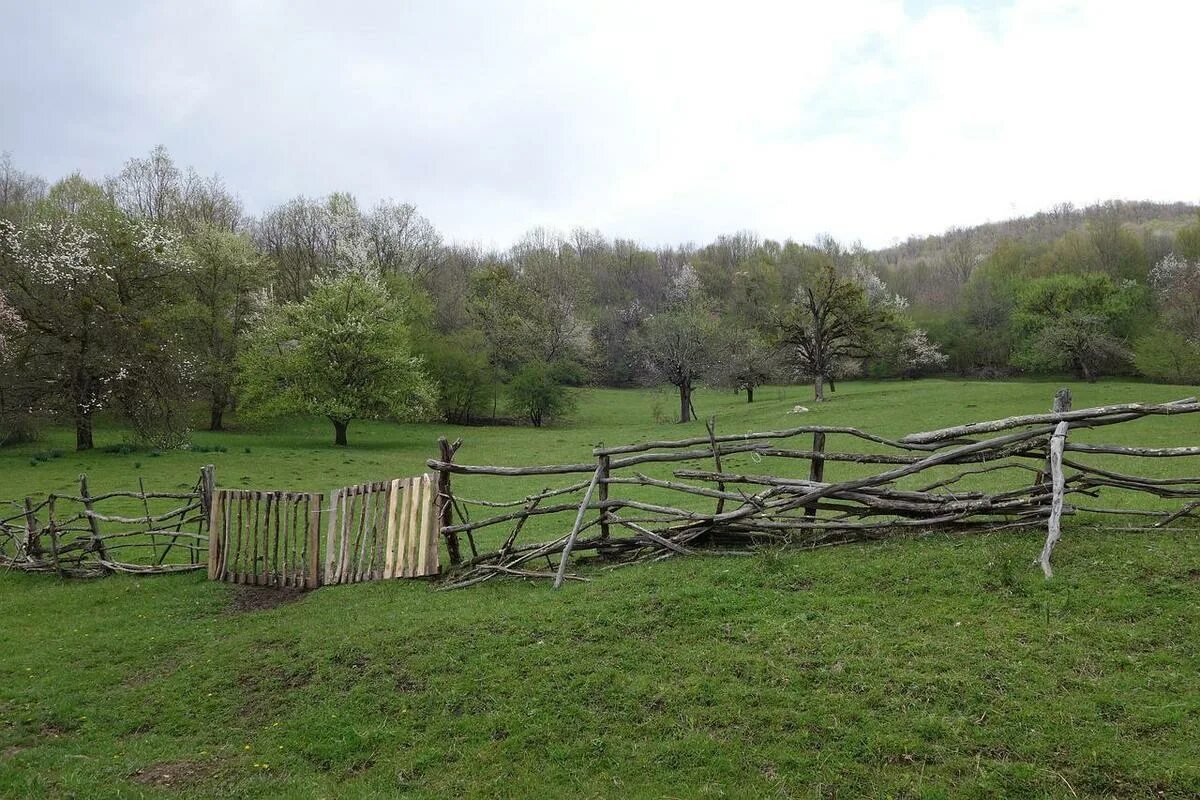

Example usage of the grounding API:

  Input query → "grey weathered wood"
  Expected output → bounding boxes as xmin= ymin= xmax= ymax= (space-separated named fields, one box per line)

xmin=553 ymin=463 xmax=605 ymax=589
xmin=1038 ymin=420 xmax=1071 ymax=578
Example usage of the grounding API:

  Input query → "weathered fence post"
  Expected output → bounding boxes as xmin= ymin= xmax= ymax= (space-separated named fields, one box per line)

xmin=21 ymin=497 xmax=40 ymax=558
xmin=437 ymin=436 xmax=464 ymax=566
xmin=554 ymin=462 xmax=606 ymax=589
xmin=46 ymin=495 xmax=64 ymax=579
xmin=1038 ymin=419 xmax=1070 ymax=578
xmin=78 ymin=474 xmax=109 ymax=561
xmin=597 ymin=454 xmax=612 ymax=541
xmin=705 ymin=417 xmax=726 ymax=515
xmin=805 ymin=431 xmax=826 ymax=518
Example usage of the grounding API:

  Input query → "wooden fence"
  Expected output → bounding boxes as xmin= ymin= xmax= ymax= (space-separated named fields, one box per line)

xmin=1 ymin=467 xmax=212 ymax=578
xmin=322 ymin=475 xmax=439 ymax=584
xmin=428 ymin=391 xmax=1200 ymax=589
xmin=4 ymin=468 xmax=440 ymax=587
xmin=206 ymin=490 xmax=323 ymax=588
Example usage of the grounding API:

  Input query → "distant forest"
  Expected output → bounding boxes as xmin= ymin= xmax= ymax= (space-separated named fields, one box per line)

xmin=2 ymin=146 xmax=1198 ymax=448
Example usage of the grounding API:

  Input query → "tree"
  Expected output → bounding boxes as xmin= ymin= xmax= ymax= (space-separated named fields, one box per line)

xmin=1011 ymin=274 xmax=1145 ymax=381
xmin=420 ymin=329 xmax=499 ymax=424
xmin=711 ymin=328 xmax=778 ymax=402
xmin=177 ymin=226 xmax=269 ymax=430
xmin=238 ymin=274 xmax=435 ymax=446
xmin=1134 ymin=331 xmax=1200 ymax=385
xmin=0 ymin=186 xmax=192 ymax=449
xmin=635 ymin=301 xmax=719 ymax=423
xmin=776 ymin=257 xmax=904 ymax=402
xmin=507 ymin=361 xmax=576 ymax=427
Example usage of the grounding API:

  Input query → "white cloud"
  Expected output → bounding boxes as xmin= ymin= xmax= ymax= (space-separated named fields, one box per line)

xmin=1 ymin=0 xmax=1197 ymax=248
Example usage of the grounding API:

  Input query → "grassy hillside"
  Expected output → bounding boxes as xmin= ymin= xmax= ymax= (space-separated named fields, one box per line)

xmin=2 ymin=379 xmax=1199 ymax=798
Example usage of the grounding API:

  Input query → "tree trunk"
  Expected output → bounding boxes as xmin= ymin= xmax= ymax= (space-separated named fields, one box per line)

xmin=332 ymin=419 xmax=349 ymax=446
xmin=75 ymin=409 xmax=94 ymax=451
xmin=679 ymin=383 xmax=692 ymax=423
xmin=746 ymin=385 xmax=754 ymax=403
xmin=209 ymin=405 xmax=225 ymax=432
xmin=813 ymin=374 xmax=825 ymax=402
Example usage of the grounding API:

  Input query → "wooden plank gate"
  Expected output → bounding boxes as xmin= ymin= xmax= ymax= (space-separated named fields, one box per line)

xmin=207 ymin=490 xmax=323 ymax=587
xmin=325 ymin=475 xmax=439 ymax=584
xmin=206 ymin=475 xmax=438 ymax=588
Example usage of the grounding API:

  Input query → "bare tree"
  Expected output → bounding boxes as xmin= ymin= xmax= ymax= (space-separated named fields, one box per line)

xmin=636 ymin=302 xmax=718 ymax=423
xmin=107 ymin=145 xmax=182 ymax=223
xmin=777 ymin=261 xmax=903 ymax=401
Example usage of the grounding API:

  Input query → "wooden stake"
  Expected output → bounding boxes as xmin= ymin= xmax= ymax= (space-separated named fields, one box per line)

xmin=554 ymin=463 xmax=605 ymax=589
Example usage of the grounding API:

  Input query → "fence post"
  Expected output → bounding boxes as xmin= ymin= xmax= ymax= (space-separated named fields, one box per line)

xmin=78 ymin=474 xmax=109 ymax=561
xmin=437 ymin=436 xmax=464 ymax=566
xmin=21 ymin=497 xmax=40 ymax=558
xmin=1036 ymin=389 xmax=1072 ymax=486
xmin=705 ymin=417 xmax=726 ymax=515
xmin=47 ymin=495 xmax=65 ymax=579
xmin=805 ymin=431 xmax=826 ymax=518
xmin=597 ymin=454 xmax=612 ymax=541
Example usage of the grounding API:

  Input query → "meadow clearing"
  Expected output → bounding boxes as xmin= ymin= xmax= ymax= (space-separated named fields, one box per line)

xmin=2 ymin=378 xmax=1199 ymax=798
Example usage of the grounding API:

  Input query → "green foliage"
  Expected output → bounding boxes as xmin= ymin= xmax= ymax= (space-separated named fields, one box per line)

xmin=176 ymin=226 xmax=269 ymax=430
xmin=1135 ymin=330 xmax=1200 ymax=384
xmin=237 ymin=274 xmax=436 ymax=445
xmin=419 ymin=329 xmax=499 ymax=424
xmin=507 ymin=361 xmax=576 ymax=427
xmin=1012 ymin=274 xmax=1147 ymax=380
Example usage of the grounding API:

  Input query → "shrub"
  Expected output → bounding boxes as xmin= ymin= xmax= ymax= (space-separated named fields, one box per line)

xmin=507 ymin=361 xmax=576 ymax=427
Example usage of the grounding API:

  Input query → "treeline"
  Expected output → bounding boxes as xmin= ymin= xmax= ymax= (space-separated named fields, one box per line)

xmin=1 ymin=146 xmax=1197 ymax=449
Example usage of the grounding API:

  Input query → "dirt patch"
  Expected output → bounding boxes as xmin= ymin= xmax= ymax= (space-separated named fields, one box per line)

xmin=228 ymin=586 xmax=306 ymax=613
xmin=130 ymin=760 xmax=219 ymax=788
xmin=2 ymin=746 xmax=25 ymax=760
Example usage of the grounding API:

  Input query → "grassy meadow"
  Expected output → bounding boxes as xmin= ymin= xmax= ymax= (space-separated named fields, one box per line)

xmin=2 ymin=378 xmax=1200 ymax=798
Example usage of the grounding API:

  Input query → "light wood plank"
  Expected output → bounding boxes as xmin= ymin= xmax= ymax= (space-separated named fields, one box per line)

xmin=324 ymin=488 xmax=340 ymax=584
xmin=384 ymin=479 xmax=401 ymax=579
xmin=416 ymin=475 xmax=432 ymax=576
xmin=404 ymin=476 xmax=422 ymax=578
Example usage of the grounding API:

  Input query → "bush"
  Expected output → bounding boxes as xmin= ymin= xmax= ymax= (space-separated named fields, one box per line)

xmin=420 ymin=331 xmax=500 ymax=424
xmin=1135 ymin=330 xmax=1200 ymax=385
xmin=507 ymin=361 xmax=576 ymax=427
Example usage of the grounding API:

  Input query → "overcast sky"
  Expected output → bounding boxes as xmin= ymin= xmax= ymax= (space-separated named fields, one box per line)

xmin=2 ymin=0 xmax=1197 ymax=249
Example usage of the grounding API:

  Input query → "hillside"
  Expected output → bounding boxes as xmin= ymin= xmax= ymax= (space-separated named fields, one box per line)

xmin=873 ymin=199 xmax=1199 ymax=272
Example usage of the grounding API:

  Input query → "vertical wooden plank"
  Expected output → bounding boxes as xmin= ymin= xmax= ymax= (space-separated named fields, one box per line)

xmin=219 ymin=492 xmax=233 ymax=581
xmin=394 ymin=479 xmax=411 ymax=578
xmin=354 ymin=486 xmax=371 ymax=582
xmin=324 ymin=488 xmax=340 ymax=585
xmin=384 ymin=479 xmax=401 ymax=579
xmin=404 ymin=477 xmax=422 ymax=578
xmin=272 ymin=491 xmax=284 ymax=587
xmin=358 ymin=487 xmax=375 ymax=582
xmin=369 ymin=484 xmax=384 ymax=578
xmin=207 ymin=490 xmax=221 ymax=580
xmin=423 ymin=475 xmax=440 ymax=576
xmin=415 ymin=476 xmax=432 ymax=576
xmin=308 ymin=494 xmax=321 ymax=588
xmin=338 ymin=488 xmax=356 ymax=584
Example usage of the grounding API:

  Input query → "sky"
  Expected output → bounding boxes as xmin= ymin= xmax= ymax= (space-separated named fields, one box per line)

xmin=1 ymin=0 xmax=1198 ymax=250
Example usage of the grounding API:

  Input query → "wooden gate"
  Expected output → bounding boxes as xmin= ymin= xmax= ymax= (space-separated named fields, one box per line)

xmin=207 ymin=490 xmax=323 ymax=588
xmin=207 ymin=475 xmax=439 ymax=588
xmin=324 ymin=475 xmax=439 ymax=584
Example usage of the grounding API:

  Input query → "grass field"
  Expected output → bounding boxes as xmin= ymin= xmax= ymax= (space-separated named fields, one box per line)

xmin=2 ymin=379 xmax=1199 ymax=798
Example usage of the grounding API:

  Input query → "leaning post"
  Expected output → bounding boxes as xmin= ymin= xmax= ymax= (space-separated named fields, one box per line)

xmin=436 ymin=436 xmax=464 ymax=566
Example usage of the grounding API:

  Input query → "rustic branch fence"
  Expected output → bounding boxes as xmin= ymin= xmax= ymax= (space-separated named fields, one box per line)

xmin=429 ymin=391 xmax=1200 ymax=589
xmin=1 ymin=466 xmax=213 ymax=578
xmin=5 ymin=391 xmax=1197 ymax=590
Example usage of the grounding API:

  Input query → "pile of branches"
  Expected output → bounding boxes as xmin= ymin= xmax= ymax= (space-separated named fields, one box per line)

xmin=431 ymin=394 xmax=1200 ymax=589
xmin=0 ymin=467 xmax=213 ymax=577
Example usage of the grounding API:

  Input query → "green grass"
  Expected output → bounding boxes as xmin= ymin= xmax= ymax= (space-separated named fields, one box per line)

xmin=2 ymin=378 xmax=1199 ymax=798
